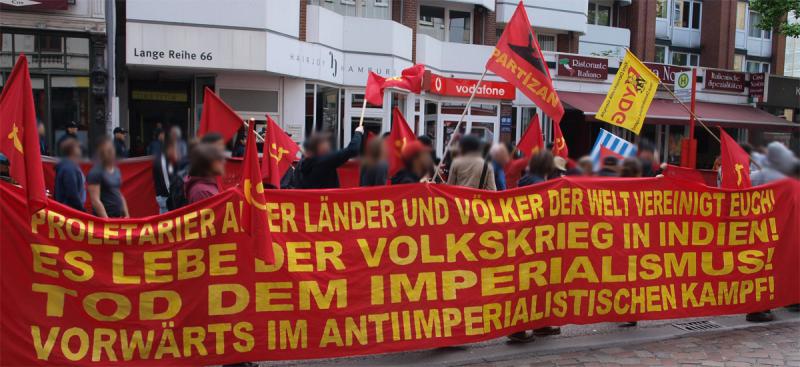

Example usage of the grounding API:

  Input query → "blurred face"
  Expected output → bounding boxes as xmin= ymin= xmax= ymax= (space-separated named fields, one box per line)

xmin=316 ymin=141 xmax=332 ymax=156
xmin=210 ymin=158 xmax=225 ymax=176
xmin=38 ymin=124 xmax=45 ymax=135
xmin=99 ymin=141 xmax=115 ymax=165
xmin=67 ymin=127 xmax=78 ymax=135
xmin=115 ymin=132 xmax=125 ymax=140
xmin=69 ymin=145 xmax=82 ymax=161
xmin=212 ymin=140 xmax=226 ymax=153
xmin=492 ymin=148 xmax=510 ymax=166
xmin=166 ymin=144 xmax=178 ymax=163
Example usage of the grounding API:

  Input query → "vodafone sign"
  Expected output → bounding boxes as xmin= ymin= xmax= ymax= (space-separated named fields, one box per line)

xmin=424 ymin=73 xmax=516 ymax=100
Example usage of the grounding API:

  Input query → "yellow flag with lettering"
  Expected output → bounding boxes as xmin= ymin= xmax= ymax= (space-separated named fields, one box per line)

xmin=596 ymin=50 xmax=660 ymax=134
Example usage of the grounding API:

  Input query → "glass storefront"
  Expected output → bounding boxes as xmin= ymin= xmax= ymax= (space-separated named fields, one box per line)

xmin=1 ymin=30 xmax=93 ymax=156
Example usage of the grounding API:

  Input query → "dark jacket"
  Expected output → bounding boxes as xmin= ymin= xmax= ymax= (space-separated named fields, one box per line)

xmin=54 ymin=159 xmax=86 ymax=211
xmin=298 ymin=132 xmax=362 ymax=189
xmin=153 ymin=153 xmax=175 ymax=197
xmin=360 ymin=161 xmax=388 ymax=186
xmin=597 ymin=168 xmax=619 ymax=177
xmin=184 ymin=176 xmax=219 ymax=204
xmin=114 ymin=138 xmax=129 ymax=158
xmin=492 ymin=160 xmax=507 ymax=191
xmin=391 ymin=169 xmax=420 ymax=185
xmin=517 ymin=174 xmax=545 ymax=187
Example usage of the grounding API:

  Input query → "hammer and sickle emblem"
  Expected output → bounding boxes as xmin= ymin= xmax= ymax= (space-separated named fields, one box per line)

xmin=269 ymin=143 xmax=289 ymax=163
xmin=394 ymin=137 xmax=407 ymax=153
xmin=734 ymin=163 xmax=744 ymax=186
xmin=386 ymin=76 xmax=404 ymax=82
xmin=7 ymin=123 xmax=23 ymax=154
xmin=243 ymin=179 xmax=268 ymax=211
xmin=555 ymin=138 xmax=566 ymax=152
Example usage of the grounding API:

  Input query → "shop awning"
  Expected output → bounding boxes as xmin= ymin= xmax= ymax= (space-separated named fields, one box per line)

xmin=559 ymin=91 xmax=799 ymax=130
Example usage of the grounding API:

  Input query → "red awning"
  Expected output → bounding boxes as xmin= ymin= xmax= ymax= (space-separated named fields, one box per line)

xmin=559 ymin=91 xmax=799 ymax=130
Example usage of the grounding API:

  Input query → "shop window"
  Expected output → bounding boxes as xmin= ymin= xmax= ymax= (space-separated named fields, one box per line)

xmin=736 ymin=2 xmax=747 ymax=31
xmin=748 ymin=11 xmax=772 ymax=39
xmin=351 ymin=116 xmax=382 ymax=138
xmin=0 ymin=33 xmax=12 ymax=68
xmin=746 ymin=60 xmax=770 ymax=73
xmin=351 ymin=93 xmax=382 ymax=109
xmin=673 ymin=0 xmax=701 ymax=30
xmin=424 ymin=101 xmax=438 ymax=142
xmin=670 ymin=51 xmax=699 ymax=66
xmin=418 ymin=4 xmax=472 ymax=44
xmin=587 ymin=2 xmax=611 ymax=26
xmin=655 ymin=45 xmax=668 ymax=64
xmin=733 ymin=54 xmax=745 ymax=71
xmin=471 ymin=103 xmax=497 ymax=116
xmin=441 ymin=101 xmax=467 ymax=115
xmin=51 ymin=78 xmax=89 ymax=148
xmin=220 ymin=89 xmax=278 ymax=113
xmin=656 ymin=0 xmax=668 ymax=19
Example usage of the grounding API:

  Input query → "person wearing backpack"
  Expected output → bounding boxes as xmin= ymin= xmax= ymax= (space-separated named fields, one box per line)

xmin=153 ymin=136 xmax=180 ymax=213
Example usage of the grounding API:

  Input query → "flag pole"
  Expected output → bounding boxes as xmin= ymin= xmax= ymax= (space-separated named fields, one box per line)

xmin=243 ymin=118 xmax=265 ymax=142
xmin=432 ymin=68 xmax=489 ymax=181
xmin=656 ymin=76 xmax=720 ymax=144
xmin=358 ymin=96 xmax=368 ymax=128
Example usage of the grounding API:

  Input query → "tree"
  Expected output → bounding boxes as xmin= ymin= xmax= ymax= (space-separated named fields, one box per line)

xmin=749 ymin=0 xmax=800 ymax=38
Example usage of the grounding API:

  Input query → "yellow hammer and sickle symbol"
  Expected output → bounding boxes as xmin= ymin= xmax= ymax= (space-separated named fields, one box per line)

xmin=243 ymin=179 xmax=268 ymax=211
xmin=269 ymin=143 xmax=289 ymax=163
xmin=555 ymin=138 xmax=566 ymax=151
xmin=734 ymin=163 xmax=744 ymax=186
xmin=7 ymin=123 xmax=23 ymax=154
xmin=387 ymin=76 xmax=403 ymax=81
xmin=395 ymin=137 xmax=407 ymax=153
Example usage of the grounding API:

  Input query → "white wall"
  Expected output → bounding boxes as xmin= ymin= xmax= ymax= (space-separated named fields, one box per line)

xmin=416 ymin=34 xmax=495 ymax=78
xmin=282 ymin=78 xmax=307 ymax=143
xmin=578 ymin=24 xmax=630 ymax=58
xmin=496 ymin=0 xmax=588 ymax=34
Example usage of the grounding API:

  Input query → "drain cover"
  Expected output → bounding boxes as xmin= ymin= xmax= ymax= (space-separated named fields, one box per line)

xmin=672 ymin=320 xmax=722 ymax=332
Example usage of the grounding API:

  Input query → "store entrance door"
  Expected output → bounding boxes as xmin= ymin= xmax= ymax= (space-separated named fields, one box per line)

xmin=435 ymin=100 xmax=500 ymax=155
xmin=128 ymin=81 xmax=191 ymax=156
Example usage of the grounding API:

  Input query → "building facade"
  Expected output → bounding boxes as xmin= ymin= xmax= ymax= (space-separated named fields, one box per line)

xmin=1 ymin=0 xmax=110 ymax=155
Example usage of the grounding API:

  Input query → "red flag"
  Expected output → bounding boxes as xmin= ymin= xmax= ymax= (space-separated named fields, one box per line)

xmin=552 ymin=121 xmax=569 ymax=159
xmin=516 ymin=114 xmax=544 ymax=156
xmin=0 ymin=55 xmax=46 ymax=214
xmin=262 ymin=115 xmax=300 ymax=188
xmin=240 ymin=121 xmax=273 ymax=263
xmin=198 ymin=87 xmax=242 ymax=143
xmin=486 ymin=2 xmax=564 ymax=122
xmin=365 ymin=64 xmax=425 ymax=106
xmin=504 ymin=157 xmax=529 ymax=189
xmin=385 ymin=107 xmax=417 ymax=178
xmin=719 ymin=128 xmax=751 ymax=189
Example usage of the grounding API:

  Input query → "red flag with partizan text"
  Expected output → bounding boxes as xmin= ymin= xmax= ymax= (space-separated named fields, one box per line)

xmin=552 ymin=121 xmax=569 ymax=159
xmin=240 ymin=120 xmax=273 ymax=263
xmin=262 ymin=115 xmax=300 ymax=188
xmin=0 ymin=54 xmax=46 ymax=215
xmin=719 ymin=128 xmax=751 ymax=189
xmin=365 ymin=64 xmax=425 ymax=106
xmin=385 ymin=107 xmax=417 ymax=178
xmin=516 ymin=113 xmax=544 ymax=156
xmin=486 ymin=2 xmax=564 ymax=123
xmin=198 ymin=87 xmax=243 ymax=143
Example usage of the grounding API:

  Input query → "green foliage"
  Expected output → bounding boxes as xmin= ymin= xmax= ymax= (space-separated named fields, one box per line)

xmin=750 ymin=0 xmax=800 ymax=37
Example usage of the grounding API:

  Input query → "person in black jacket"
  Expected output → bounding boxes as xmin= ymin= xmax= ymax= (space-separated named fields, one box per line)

xmin=56 ymin=121 xmax=80 ymax=157
xmin=54 ymin=139 xmax=86 ymax=211
xmin=391 ymin=140 xmax=432 ymax=185
xmin=153 ymin=136 xmax=179 ymax=214
xmin=297 ymin=126 xmax=364 ymax=189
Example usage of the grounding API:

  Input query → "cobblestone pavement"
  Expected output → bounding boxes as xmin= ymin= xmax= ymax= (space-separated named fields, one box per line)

xmin=469 ymin=322 xmax=800 ymax=367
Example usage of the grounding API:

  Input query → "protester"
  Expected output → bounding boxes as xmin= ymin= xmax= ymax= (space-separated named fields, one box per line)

xmin=489 ymin=143 xmax=510 ymax=190
xmin=297 ymin=126 xmax=364 ymax=189
xmin=553 ymin=156 xmax=567 ymax=177
xmin=447 ymin=135 xmax=496 ymax=190
xmin=201 ymin=132 xmax=227 ymax=154
xmin=636 ymin=139 xmax=659 ymax=177
xmin=54 ymin=139 xmax=86 ymax=211
xmin=417 ymin=135 xmax=439 ymax=165
xmin=597 ymin=156 xmax=620 ymax=177
xmin=232 ymin=131 xmax=246 ymax=158
xmin=620 ymin=156 xmax=643 ymax=178
xmin=147 ymin=127 xmax=165 ymax=156
xmin=184 ymin=143 xmax=225 ymax=204
xmin=518 ymin=150 xmax=555 ymax=186
xmin=87 ymin=137 xmax=129 ymax=218
xmin=391 ymin=140 xmax=432 ymax=185
xmin=153 ymin=136 xmax=180 ymax=213
xmin=56 ymin=121 xmax=79 ymax=156
xmin=577 ymin=156 xmax=594 ymax=176
xmin=38 ymin=122 xmax=48 ymax=155
xmin=170 ymin=125 xmax=188 ymax=159
xmin=360 ymin=136 xmax=388 ymax=186
xmin=113 ymin=127 xmax=129 ymax=158
xmin=750 ymin=141 xmax=799 ymax=186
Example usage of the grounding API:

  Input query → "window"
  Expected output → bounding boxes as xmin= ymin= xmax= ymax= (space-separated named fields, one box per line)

xmin=587 ymin=2 xmax=611 ymax=26
xmin=655 ymin=45 xmax=668 ymax=64
xmin=418 ymin=4 xmax=472 ymax=44
xmin=734 ymin=54 xmax=745 ymax=71
xmin=308 ymin=0 xmax=390 ymax=19
xmin=673 ymin=0 xmax=701 ymax=29
xmin=670 ymin=51 xmax=699 ymax=66
xmin=749 ymin=11 xmax=772 ymax=39
xmin=1 ymin=31 xmax=89 ymax=71
xmin=746 ymin=60 xmax=770 ymax=73
xmin=656 ymin=0 xmax=668 ymax=19
xmin=736 ymin=2 xmax=747 ymax=31
xmin=537 ymin=34 xmax=556 ymax=52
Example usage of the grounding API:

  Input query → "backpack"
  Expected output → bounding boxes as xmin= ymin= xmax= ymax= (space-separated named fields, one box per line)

xmin=166 ymin=165 xmax=189 ymax=210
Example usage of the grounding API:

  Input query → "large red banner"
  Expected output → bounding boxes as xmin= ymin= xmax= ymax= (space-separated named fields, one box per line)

xmin=1 ymin=177 xmax=799 ymax=366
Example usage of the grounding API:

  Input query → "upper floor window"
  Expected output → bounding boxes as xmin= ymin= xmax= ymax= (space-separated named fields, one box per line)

xmin=418 ymin=4 xmax=472 ymax=44
xmin=736 ymin=2 xmax=747 ymax=31
xmin=656 ymin=0 xmax=668 ymax=19
xmin=655 ymin=45 xmax=668 ymax=64
xmin=746 ymin=60 xmax=770 ymax=73
xmin=537 ymin=34 xmax=556 ymax=52
xmin=0 ymin=31 xmax=89 ymax=71
xmin=734 ymin=54 xmax=745 ymax=71
xmin=309 ymin=0 xmax=391 ymax=20
xmin=671 ymin=51 xmax=699 ymax=66
xmin=587 ymin=2 xmax=611 ymax=26
xmin=748 ymin=11 xmax=772 ymax=39
xmin=673 ymin=0 xmax=701 ymax=30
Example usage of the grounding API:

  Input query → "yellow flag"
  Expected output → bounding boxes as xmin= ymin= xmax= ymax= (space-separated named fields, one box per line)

xmin=596 ymin=50 xmax=660 ymax=135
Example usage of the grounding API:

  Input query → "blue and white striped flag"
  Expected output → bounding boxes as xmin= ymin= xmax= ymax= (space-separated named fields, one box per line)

xmin=589 ymin=129 xmax=637 ymax=168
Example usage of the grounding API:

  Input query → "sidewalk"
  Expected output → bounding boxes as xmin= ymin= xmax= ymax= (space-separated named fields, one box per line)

xmin=253 ymin=309 xmax=799 ymax=367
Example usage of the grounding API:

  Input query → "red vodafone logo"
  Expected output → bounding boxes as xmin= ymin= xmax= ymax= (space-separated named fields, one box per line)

xmin=425 ymin=73 xmax=515 ymax=100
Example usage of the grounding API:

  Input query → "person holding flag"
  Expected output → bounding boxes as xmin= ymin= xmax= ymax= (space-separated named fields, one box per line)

xmin=0 ymin=54 xmax=47 ymax=215
xmin=297 ymin=126 xmax=364 ymax=189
